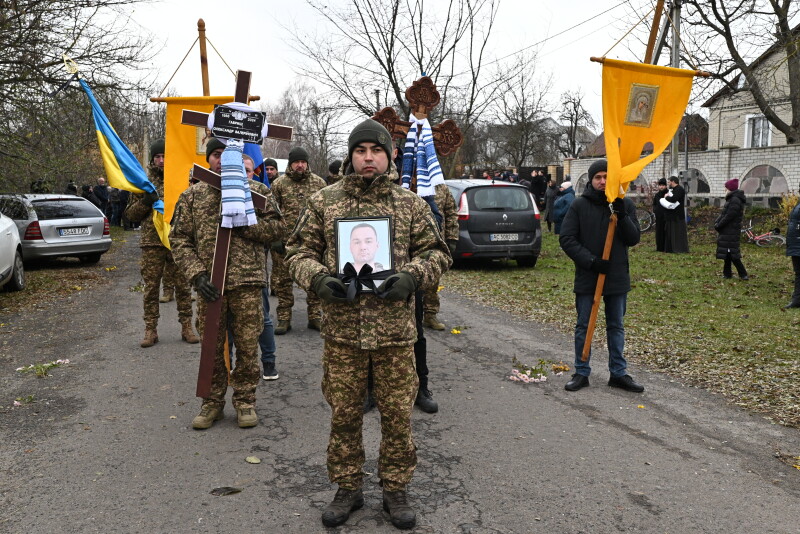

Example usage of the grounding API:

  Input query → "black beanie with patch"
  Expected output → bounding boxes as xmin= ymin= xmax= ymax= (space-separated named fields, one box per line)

xmin=347 ymin=119 xmax=393 ymax=162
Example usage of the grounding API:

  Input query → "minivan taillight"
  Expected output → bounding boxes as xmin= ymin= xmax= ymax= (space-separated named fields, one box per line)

xmin=457 ymin=192 xmax=469 ymax=220
xmin=529 ymin=192 xmax=541 ymax=220
xmin=103 ymin=217 xmax=110 ymax=236
xmin=24 ymin=221 xmax=43 ymax=240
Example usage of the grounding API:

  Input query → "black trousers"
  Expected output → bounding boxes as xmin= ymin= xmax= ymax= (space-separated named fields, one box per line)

xmin=723 ymin=252 xmax=748 ymax=278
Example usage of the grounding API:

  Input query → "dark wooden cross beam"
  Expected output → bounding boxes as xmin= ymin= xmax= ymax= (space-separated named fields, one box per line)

xmin=181 ymin=70 xmax=292 ymax=398
xmin=372 ymin=76 xmax=464 ymax=158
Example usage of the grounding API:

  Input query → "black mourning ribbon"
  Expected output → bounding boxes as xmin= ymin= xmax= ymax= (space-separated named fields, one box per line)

xmin=338 ymin=262 xmax=393 ymax=300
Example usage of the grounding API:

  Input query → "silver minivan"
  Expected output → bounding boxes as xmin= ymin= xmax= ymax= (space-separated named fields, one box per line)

xmin=0 ymin=194 xmax=112 ymax=264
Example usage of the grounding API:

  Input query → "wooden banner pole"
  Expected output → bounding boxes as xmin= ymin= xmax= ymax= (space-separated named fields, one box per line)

xmin=581 ymin=213 xmax=617 ymax=362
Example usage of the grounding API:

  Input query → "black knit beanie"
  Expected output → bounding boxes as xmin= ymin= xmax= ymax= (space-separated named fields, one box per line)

xmin=287 ymin=147 xmax=309 ymax=167
xmin=588 ymin=159 xmax=607 ymax=180
xmin=347 ymin=119 xmax=393 ymax=162
xmin=205 ymin=138 xmax=226 ymax=161
xmin=150 ymin=139 xmax=165 ymax=163
xmin=264 ymin=158 xmax=278 ymax=169
xmin=328 ymin=159 xmax=342 ymax=174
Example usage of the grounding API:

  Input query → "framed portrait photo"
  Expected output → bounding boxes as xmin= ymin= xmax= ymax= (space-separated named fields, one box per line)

xmin=624 ymin=83 xmax=659 ymax=128
xmin=335 ymin=216 xmax=394 ymax=292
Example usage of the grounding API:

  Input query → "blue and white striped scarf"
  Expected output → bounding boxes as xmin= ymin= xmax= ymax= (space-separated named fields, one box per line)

xmin=401 ymin=114 xmax=444 ymax=197
xmin=220 ymin=139 xmax=257 ymax=228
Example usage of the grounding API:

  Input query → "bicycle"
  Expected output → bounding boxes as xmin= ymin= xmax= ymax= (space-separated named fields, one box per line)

xmin=635 ymin=207 xmax=654 ymax=232
xmin=741 ymin=220 xmax=786 ymax=247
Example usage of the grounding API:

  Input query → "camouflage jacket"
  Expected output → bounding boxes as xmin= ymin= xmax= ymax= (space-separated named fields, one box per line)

xmin=271 ymin=170 xmax=327 ymax=234
xmin=286 ymin=170 xmax=452 ymax=350
xmin=170 ymin=180 xmax=285 ymax=289
xmin=434 ymin=182 xmax=459 ymax=243
xmin=124 ymin=168 xmax=165 ymax=248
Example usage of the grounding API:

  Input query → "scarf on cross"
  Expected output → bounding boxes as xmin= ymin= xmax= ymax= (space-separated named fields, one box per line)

xmin=219 ymin=139 xmax=257 ymax=228
xmin=401 ymin=114 xmax=445 ymax=197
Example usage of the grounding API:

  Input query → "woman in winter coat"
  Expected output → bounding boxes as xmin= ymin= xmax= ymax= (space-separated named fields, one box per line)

xmin=552 ymin=181 xmax=576 ymax=235
xmin=714 ymin=178 xmax=748 ymax=280
xmin=785 ymin=191 xmax=800 ymax=308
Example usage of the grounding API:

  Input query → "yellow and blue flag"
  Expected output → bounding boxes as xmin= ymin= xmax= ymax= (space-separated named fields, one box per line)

xmin=80 ymin=78 xmax=170 ymax=248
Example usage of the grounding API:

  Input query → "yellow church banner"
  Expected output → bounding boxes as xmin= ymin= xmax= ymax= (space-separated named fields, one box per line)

xmin=162 ymin=95 xmax=234 ymax=223
xmin=602 ymin=58 xmax=695 ymax=202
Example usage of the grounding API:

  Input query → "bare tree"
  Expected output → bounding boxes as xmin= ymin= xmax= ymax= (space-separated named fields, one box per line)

xmin=681 ymin=0 xmax=800 ymax=143
xmin=0 ymin=0 xmax=156 ymax=191
xmin=558 ymin=90 xmax=596 ymax=158
xmin=260 ymin=82 xmax=346 ymax=175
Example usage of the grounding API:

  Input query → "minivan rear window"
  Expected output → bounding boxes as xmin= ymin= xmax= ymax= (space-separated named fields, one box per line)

xmin=471 ymin=187 xmax=530 ymax=211
xmin=32 ymin=199 xmax=102 ymax=220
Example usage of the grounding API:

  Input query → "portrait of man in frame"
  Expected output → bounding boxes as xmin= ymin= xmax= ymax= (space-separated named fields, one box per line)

xmin=335 ymin=216 xmax=394 ymax=292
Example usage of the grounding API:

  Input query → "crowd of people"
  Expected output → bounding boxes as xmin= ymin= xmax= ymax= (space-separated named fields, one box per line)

xmin=66 ymin=122 xmax=797 ymax=530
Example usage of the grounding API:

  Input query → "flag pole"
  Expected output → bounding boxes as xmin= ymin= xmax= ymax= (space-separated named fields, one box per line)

xmin=581 ymin=210 xmax=617 ymax=361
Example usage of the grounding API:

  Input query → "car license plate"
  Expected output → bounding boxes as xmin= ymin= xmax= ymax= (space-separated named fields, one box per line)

xmin=59 ymin=227 xmax=90 ymax=236
xmin=490 ymin=233 xmax=518 ymax=242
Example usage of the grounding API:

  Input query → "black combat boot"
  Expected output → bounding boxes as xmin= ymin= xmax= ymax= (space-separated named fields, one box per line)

xmin=786 ymin=279 xmax=800 ymax=308
xmin=414 ymin=387 xmax=438 ymax=413
xmin=382 ymin=489 xmax=416 ymax=529
xmin=321 ymin=487 xmax=364 ymax=527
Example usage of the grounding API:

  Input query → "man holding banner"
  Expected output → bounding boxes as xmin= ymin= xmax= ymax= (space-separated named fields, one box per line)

xmin=125 ymin=139 xmax=198 ymax=348
xmin=559 ymin=160 xmax=643 ymax=393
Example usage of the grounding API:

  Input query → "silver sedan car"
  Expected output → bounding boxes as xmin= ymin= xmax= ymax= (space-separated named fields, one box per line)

xmin=0 ymin=194 xmax=112 ymax=264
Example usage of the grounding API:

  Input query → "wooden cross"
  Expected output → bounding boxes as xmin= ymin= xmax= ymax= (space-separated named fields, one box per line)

xmin=181 ymin=70 xmax=292 ymax=398
xmin=371 ymin=76 xmax=464 ymax=158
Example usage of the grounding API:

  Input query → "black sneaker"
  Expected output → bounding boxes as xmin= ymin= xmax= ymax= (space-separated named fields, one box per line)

xmin=564 ymin=373 xmax=589 ymax=391
xmin=262 ymin=363 xmax=279 ymax=381
xmin=415 ymin=388 xmax=438 ymax=413
xmin=382 ymin=489 xmax=416 ymax=529
xmin=321 ymin=488 xmax=364 ymax=527
xmin=608 ymin=374 xmax=644 ymax=393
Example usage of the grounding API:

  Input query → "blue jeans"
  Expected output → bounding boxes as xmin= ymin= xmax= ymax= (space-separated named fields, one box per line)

xmin=573 ymin=293 xmax=628 ymax=378
xmin=259 ymin=288 xmax=276 ymax=367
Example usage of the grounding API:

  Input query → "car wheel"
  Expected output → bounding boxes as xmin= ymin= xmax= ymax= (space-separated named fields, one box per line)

xmin=79 ymin=253 xmax=102 ymax=264
xmin=516 ymin=255 xmax=538 ymax=268
xmin=5 ymin=250 xmax=25 ymax=291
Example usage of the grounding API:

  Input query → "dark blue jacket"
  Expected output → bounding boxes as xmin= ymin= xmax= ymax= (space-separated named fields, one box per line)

xmin=552 ymin=186 xmax=575 ymax=233
xmin=787 ymin=202 xmax=800 ymax=257
xmin=559 ymin=184 xmax=640 ymax=296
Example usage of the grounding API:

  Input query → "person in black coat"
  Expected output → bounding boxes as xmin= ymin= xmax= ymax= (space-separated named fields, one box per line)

xmin=715 ymin=178 xmax=748 ymax=280
xmin=543 ymin=179 xmax=559 ymax=232
xmin=661 ymin=176 xmax=689 ymax=253
xmin=784 ymin=190 xmax=800 ymax=308
xmin=652 ymin=178 xmax=668 ymax=251
xmin=559 ymin=159 xmax=644 ymax=393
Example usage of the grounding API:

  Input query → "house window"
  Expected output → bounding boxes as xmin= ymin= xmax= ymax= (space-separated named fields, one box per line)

xmin=746 ymin=115 xmax=771 ymax=148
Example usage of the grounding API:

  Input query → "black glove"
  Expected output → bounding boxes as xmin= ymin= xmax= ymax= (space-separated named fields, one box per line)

xmin=612 ymin=198 xmax=626 ymax=218
xmin=193 ymin=272 xmax=220 ymax=302
xmin=590 ymin=257 xmax=610 ymax=274
xmin=378 ymin=272 xmax=417 ymax=301
xmin=312 ymin=274 xmax=348 ymax=303
xmin=447 ymin=240 xmax=458 ymax=255
xmin=142 ymin=191 xmax=160 ymax=207
xmin=270 ymin=241 xmax=286 ymax=255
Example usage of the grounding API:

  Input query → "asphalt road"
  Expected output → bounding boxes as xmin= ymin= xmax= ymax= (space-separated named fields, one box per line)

xmin=1 ymin=233 xmax=799 ymax=533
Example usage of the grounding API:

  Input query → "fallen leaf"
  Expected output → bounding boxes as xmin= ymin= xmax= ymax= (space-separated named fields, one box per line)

xmin=245 ymin=456 xmax=261 ymax=464
xmin=210 ymin=487 xmax=242 ymax=496
xmin=169 ymin=415 xmax=177 ymax=419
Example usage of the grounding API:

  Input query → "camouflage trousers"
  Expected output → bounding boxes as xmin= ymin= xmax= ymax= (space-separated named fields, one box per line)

xmin=161 ymin=256 xmax=177 ymax=291
xmin=423 ymin=276 xmax=442 ymax=316
xmin=322 ymin=340 xmax=418 ymax=492
xmin=141 ymin=246 xmax=193 ymax=329
xmin=197 ymin=286 xmax=263 ymax=408
xmin=272 ymin=250 xmax=321 ymax=322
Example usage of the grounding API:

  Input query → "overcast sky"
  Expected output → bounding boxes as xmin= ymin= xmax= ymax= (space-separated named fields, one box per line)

xmin=128 ymin=0 xmax=659 ymax=131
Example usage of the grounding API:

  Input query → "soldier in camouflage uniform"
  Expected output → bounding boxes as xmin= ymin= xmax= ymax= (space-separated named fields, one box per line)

xmin=286 ymin=119 xmax=451 ymax=529
xmin=271 ymin=147 xmax=327 ymax=334
xmin=422 ymin=182 xmax=459 ymax=331
xmin=125 ymin=139 xmax=198 ymax=348
xmin=170 ymin=138 xmax=286 ymax=430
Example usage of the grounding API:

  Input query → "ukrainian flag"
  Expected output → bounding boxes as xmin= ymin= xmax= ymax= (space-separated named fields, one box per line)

xmin=80 ymin=78 xmax=170 ymax=248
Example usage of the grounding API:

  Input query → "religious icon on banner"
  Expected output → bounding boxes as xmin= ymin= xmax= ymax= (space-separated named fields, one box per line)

xmin=624 ymin=84 xmax=659 ymax=127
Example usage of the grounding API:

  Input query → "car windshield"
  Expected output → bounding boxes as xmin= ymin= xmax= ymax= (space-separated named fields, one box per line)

xmin=32 ymin=199 xmax=100 ymax=220
xmin=471 ymin=187 xmax=530 ymax=211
